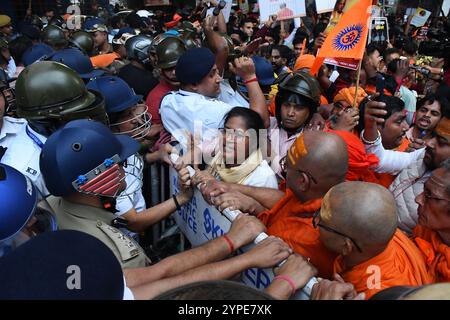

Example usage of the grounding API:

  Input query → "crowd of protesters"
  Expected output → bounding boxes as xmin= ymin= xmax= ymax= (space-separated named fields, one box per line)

xmin=0 ymin=0 xmax=449 ymax=300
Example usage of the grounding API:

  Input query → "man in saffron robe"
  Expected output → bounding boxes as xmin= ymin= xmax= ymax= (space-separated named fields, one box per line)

xmin=258 ymin=130 xmax=349 ymax=278
xmin=413 ymin=159 xmax=450 ymax=282
xmin=316 ymin=181 xmax=433 ymax=299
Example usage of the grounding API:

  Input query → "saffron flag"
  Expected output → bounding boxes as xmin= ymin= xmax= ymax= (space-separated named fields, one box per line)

xmin=310 ymin=0 xmax=372 ymax=75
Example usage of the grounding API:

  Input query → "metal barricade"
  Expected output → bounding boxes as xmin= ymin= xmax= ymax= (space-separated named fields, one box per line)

xmin=150 ymin=163 xmax=161 ymax=246
xmin=145 ymin=161 xmax=187 ymax=253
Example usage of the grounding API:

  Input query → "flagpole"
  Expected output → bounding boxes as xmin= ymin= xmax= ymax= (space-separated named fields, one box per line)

xmin=352 ymin=58 xmax=363 ymax=108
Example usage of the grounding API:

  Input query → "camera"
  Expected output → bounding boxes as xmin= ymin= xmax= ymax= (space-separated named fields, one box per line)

xmin=418 ymin=39 xmax=450 ymax=59
xmin=409 ymin=65 xmax=431 ymax=76
xmin=418 ymin=22 xmax=450 ymax=59
xmin=387 ymin=58 xmax=431 ymax=77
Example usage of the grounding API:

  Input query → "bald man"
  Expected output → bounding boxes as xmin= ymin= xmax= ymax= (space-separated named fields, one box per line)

xmin=371 ymin=283 xmax=450 ymax=300
xmin=413 ymin=158 xmax=450 ymax=282
xmin=257 ymin=130 xmax=349 ymax=278
xmin=317 ymin=181 xmax=433 ymax=299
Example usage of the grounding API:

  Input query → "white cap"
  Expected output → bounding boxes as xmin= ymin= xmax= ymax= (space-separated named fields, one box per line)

xmin=112 ymin=32 xmax=136 ymax=45
xmin=136 ymin=10 xmax=154 ymax=18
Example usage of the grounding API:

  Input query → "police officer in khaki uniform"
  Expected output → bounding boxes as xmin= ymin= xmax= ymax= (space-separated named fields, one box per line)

xmin=40 ymin=119 xmax=150 ymax=268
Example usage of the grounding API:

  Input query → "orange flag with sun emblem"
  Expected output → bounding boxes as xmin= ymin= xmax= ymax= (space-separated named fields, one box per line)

xmin=310 ymin=0 xmax=373 ymax=75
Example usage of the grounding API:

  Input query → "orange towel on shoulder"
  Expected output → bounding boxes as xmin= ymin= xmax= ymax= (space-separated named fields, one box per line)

xmin=334 ymin=229 xmax=434 ymax=299
xmin=90 ymin=52 xmax=120 ymax=68
xmin=414 ymin=225 xmax=450 ymax=282
xmin=258 ymin=189 xmax=336 ymax=278
xmin=327 ymin=129 xmax=380 ymax=184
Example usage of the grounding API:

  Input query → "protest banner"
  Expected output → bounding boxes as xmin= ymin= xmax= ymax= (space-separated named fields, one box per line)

xmin=258 ymin=0 xmax=306 ymax=22
xmin=169 ymin=167 xmax=309 ymax=300
xmin=315 ymin=0 xmax=335 ymax=14
xmin=323 ymin=57 xmax=359 ymax=70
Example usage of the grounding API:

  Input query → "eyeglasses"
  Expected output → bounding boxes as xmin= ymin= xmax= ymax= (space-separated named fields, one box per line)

xmin=279 ymin=155 xmax=318 ymax=184
xmin=219 ymin=128 xmax=248 ymax=140
xmin=423 ymin=188 xmax=450 ymax=202
xmin=312 ymin=210 xmax=363 ymax=253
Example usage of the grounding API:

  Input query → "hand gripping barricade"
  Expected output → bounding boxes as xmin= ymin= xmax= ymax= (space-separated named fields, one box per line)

xmin=168 ymin=152 xmax=318 ymax=299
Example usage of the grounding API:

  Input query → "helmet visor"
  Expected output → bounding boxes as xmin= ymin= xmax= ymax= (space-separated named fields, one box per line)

xmin=109 ymin=104 xmax=152 ymax=141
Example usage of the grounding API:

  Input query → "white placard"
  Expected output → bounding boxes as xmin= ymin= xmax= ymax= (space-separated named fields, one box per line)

xmin=315 ymin=0 xmax=335 ymax=14
xmin=405 ymin=7 xmax=415 ymax=16
xmin=410 ymin=7 xmax=431 ymax=27
xmin=258 ymin=0 xmax=306 ymax=22
xmin=222 ymin=0 xmax=233 ymax=23
xmin=442 ymin=0 xmax=450 ymax=16
xmin=169 ymin=167 xmax=309 ymax=300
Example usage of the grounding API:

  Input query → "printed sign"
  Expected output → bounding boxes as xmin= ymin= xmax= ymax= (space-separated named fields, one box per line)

xmin=442 ymin=0 xmax=450 ymax=17
xmin=323 ymin=57 xmax=359 ymax=70
xmin=368 ymin=17 xmax=389 ymax=46
xmin=315 ymin=0 xmax=335 ymax=14
xmin=258 ymin=0 xmax=306 ymax=22
xmin=169 ymin=167 xmax=309 ymax=299
xmin=410 ymin=7 xmax=431 ymax=27
xmin=323 ymin=0 xmax=361 ymax=36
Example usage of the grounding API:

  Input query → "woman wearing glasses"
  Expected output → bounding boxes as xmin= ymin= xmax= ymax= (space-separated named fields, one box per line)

xmin=193 ymin=106 xmax=278 ymax=190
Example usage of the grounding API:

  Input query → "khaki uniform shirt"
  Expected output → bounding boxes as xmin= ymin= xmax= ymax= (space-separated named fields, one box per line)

xmin=48 ymin=196 xmax=150 ymax=268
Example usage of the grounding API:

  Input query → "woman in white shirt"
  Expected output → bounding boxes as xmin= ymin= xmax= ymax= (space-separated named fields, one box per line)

xmin=193 ymin=107 xmax=278 ymax=190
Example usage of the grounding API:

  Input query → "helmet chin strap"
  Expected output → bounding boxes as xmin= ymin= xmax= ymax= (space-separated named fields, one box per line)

xmin=99 ymin=196 xmax=118 ymax=213
xmin=28 ymin=119 xmax=59 ymax=137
